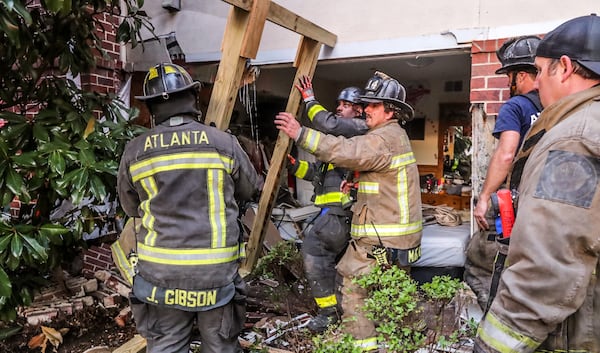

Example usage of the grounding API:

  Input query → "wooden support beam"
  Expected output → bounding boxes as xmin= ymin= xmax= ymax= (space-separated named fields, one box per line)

xmin=223 ymin=0 xmax=337 ymax=47
xmin=204 ymin=6 xmax=254 ymax=130
xmin=240 ymin=37 xmax=322 ymax=277
xmin=240 ymin=0 xmax=271 ymax=59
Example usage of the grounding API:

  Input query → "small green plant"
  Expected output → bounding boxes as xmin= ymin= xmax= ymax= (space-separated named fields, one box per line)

xmin=252 ymin=241 xmax=302 ymax=280
xmin=312 ymin=266 xmax=468 ymax=353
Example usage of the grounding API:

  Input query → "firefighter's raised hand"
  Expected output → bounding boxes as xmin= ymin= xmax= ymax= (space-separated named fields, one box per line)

xmin=295 ymin=75 xmax=315 ymax=102
xmin=275 ymin=112 xmax=302 ymax=140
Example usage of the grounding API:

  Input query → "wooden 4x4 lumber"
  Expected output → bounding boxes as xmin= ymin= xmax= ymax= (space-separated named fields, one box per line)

xmin=240 ymin=37 xmax=322 ymax=276
xmin=222 ymin=0 xmax=336 ymax=47
xmin=205 ymin=0 xmax=336 ymax=130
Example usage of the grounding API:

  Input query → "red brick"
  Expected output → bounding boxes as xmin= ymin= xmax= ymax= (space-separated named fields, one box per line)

xmin=472 ymin=63 xmax=502 ymax=77
xmin=470 ymin=77 xmax=486 ymax=90
xmin=486 ymin=102 xmax=504 ymax=116
xmin=25 ymin=308 xmax=59 ymax=325
xmin=470 ymin=89 xmax=502 ymax=102
xmin=488 ymin=76 xmax=508 ymax=90
xmin=471 ymin=52 xmax=493 ymax=64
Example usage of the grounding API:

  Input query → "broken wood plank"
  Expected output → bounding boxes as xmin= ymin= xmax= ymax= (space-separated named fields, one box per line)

xmin=240 ymin=0 xmax=271 ymax=59
xmin=222 ymin=0 xmax=337 ymax=47
xmin=240 ymin=37 xmax=322 ymax=277
xmin=112 ymin=334 xmax=146 ymax=353
xmin=239 ymin=338 xmax=293 ymax=353
xmin=112 ymin=335 xmax=292 ymax=353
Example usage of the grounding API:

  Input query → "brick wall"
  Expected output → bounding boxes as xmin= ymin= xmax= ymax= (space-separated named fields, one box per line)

xmin=470 ymin=39 xmax=510 ymax=117
xmin=80 ymin=11 xmax=123 ymax=276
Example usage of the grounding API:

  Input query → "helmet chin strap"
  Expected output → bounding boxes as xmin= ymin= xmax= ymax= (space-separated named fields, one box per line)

xmin=509 ymin=72 xmax=518 ymax=97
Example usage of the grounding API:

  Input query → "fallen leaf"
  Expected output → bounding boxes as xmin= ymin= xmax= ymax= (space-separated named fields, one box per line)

xmin=41 ymin=326 xmax=63 ymax=348
xmin=27 ymin=333 xmax=46 ymax=349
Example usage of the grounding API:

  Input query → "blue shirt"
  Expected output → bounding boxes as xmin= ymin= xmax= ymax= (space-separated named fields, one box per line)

xmin=493 ymin=94 xmax=541 ymax=148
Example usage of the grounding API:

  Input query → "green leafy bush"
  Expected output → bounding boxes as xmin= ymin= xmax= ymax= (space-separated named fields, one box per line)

xmin=313 ymin=266 xmax=468 ymax=353
xmin=0 ymin=0 xmax=151 ymax=322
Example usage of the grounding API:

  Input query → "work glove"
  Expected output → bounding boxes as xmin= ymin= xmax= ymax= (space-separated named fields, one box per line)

xmin=286 ymin=154 xmax=298 ymax=173
xmin=295 ymin=75 xmax=315 ymax=102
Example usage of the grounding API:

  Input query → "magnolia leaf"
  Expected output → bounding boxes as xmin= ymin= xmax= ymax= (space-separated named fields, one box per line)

xmin=83 ymin=117 xmax=96 ymax=139
xmin=5 ymin=168 xmax=24 ymax=196
xmin=39 ymin=223 xmax=69 ymax=237
xmin=27 ymin=332 xmax=46 ymax=349
xmin=22 ymin=235 xmax=48 ymax=261
xmin=49 ymin=150 xmax=66 ymax=176
xmin=0 ymin=267 xmax=12 ymax=297
xmin=10 ymin=234 xmax=23 ymax=259
xmin=41 ymin=325 xmax=63 ymax=347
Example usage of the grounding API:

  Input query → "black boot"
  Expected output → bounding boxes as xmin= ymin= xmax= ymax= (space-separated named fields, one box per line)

xmin=307 ymin=306 xmax=339 ymax=332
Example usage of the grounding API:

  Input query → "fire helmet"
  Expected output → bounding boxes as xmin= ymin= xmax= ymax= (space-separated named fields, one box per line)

xmin=495 ymin=36 xmax=541 ymax=74
xmin=360 ymin=71 xmax=414 ymax=120
xmin=337 ymin=86 xmax=363 ymax=104
xmin=136 ymin=63 xmax=201 ymax=101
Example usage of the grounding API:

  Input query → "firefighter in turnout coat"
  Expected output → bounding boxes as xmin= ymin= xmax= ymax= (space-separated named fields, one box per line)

xmin=276 ymin=71 xmax=423 ymax=352
xmin=475 ymin=14 xmax=600 ymax=352
xmin=290 ymin=81 xmax=368 ymax=332
xmin=117 ymin=63 xmax=262 ymax=353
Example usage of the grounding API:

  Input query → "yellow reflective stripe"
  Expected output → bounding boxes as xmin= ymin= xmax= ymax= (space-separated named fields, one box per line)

xmin=137 ymin=243 xmax=240 ymax=265
xmin=314 ymin=294 xmax=337 ymax=308
xmin=208 ymin=169 xmax=226 ymax=248
xmin=397 ymin=167 xmax=409 ymax=224
xmin=130 ymin=152 xmax=233 ymax=182
xmin=110 ymin=241 xmax=134 ymax=285
xmin=307 ymin=104 xmax=326 ymax=121
xmin=147 ymin=67 xmax=158 ymax=80
xmin=351 ymin=221 xmax=423 ymax=237
xmin=239 ymin=243 xmax=246 ymax=258
xmin=163 ymin=64 xmax=177 ymax=74
xmin=358 ymin=182 xmax=379 ymax=194
xmin=314 ymin=191 xmax=351 ymax=206
xmin=478 ymin=312 xmax=540 ymax=353
xmin=326 ymin=163 xmax=335 ymax=171
xmin=390 ymin=152 xmax=416 ymax=168
xmin=140 ymin=177 xmax=158 ymax=245
xmin=353 ymin=337 xmax=378 ymax=351
xmin=301 ymin=128 xmax=320 ymax=153
xmin=295 ymin=160 xmax=309 ymax=178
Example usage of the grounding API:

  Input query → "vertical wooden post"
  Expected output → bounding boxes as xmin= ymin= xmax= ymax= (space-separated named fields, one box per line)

xmin=204 ymin=1 xmax=270 ymax=131
xmin=240 ymin=37 xmax=322 ymax=277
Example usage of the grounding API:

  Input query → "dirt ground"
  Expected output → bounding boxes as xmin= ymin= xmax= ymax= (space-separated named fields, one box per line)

xmin=0 ymin=273 xmax=315 ymax=353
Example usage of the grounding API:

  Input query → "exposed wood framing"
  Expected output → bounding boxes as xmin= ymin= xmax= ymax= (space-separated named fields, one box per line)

xmin=240 ymin=37 xmax=322 ymax=276
xmin=222 ymin=0 xmax=336 ymax=47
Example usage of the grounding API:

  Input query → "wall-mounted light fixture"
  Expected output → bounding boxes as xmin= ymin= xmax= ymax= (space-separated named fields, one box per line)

xmin=162 ymin=0 xmax=181 ymax=12
xmin=406 ymin=55 xmax=434 ymax=68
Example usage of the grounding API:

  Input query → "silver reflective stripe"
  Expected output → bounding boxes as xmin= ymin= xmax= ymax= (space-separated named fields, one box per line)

xmin=130 ymin=152 xmax=233 ymax=182
xmin=390 ymin=152 xmax=416 ymax=168
xmin=351 ymin=221 xmax=422 ymax=237
xmin=137 ymin=242 xmax=240 ymax=265
xmin=353 ymin=337 xmax=378 ymax=351
xmin=397 ymin=167 xmax=410 ymax=224
xmin=140 ymin=177 xmax=158 ymax=245
xmin=207 ymin=169 xmax=226 ymax=248
xmin=477 ymin=312 xmax=540 ymax=353
xmin=358 ymin=182 xmax=379 ymax=194
xmin=301 ymin=128 xmax=320 ymax=153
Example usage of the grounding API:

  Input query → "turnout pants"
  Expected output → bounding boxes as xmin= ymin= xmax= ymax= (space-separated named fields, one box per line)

xmin=129 ymin=275 xmax=246 ymax=353
xmin=302 ymin=209 xmax=351 ymax=308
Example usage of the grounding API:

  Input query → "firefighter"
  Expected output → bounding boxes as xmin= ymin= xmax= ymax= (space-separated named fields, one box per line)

xmin=288 ymin=82 xmax=367 ymax=332
xmin=276 ymin=71 xmax=423 ymax=352
xmin=467 ymin=35 xmax=543 ymax=310
xmin=117 ymin=63 xmax=262 ymax=353
xmin=475 ymin=14 xmax=600 ymax=352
